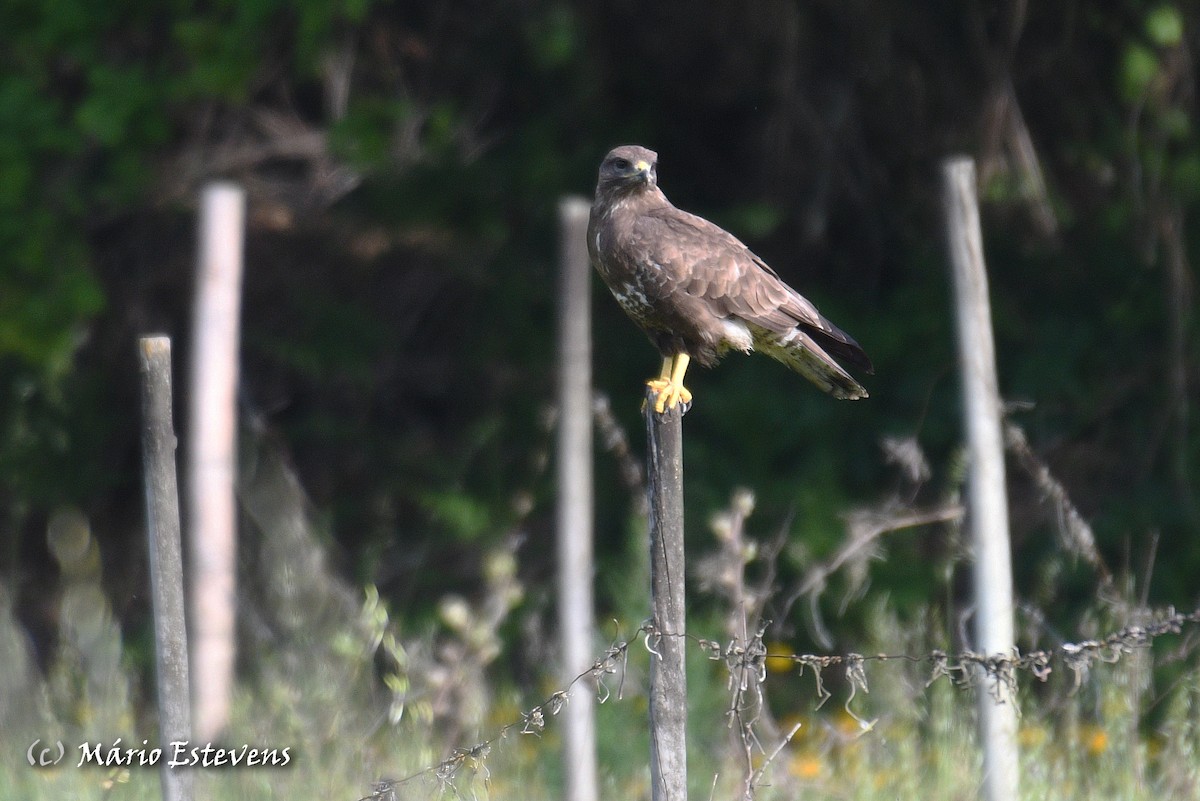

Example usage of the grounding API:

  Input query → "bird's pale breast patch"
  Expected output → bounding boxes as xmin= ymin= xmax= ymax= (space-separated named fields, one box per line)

xmin=614 ymin=281 xmax=653 ymax=319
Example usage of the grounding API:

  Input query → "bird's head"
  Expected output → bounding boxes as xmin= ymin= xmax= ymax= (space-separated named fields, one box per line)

xmin=595 ymin=145 xmax=658 ymax=199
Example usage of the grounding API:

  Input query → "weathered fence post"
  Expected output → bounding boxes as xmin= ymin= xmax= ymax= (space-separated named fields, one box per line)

xmin=942 ymin=156 xmax=1019 ymax=801
xmin=188 ymin=182 xmax=245 ymax=740
xmin=645 ymin=394 xmax=688 ymax=801
xmin=556 ymin=195 xmax=598 ymax=801
xmin=138 ymin=336 xmax=194 ymax=801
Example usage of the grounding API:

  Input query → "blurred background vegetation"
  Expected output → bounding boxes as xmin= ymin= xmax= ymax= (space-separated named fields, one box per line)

xmin=0 ymin=0 xmax=1198 ymax=794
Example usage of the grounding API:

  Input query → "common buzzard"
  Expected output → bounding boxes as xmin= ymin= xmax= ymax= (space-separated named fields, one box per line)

xmin=588 ymin=145 xmax=872 ymax=413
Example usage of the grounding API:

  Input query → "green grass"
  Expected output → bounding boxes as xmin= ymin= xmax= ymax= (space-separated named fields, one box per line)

xmin=4 ymin=601 xmax=1199 ymax=801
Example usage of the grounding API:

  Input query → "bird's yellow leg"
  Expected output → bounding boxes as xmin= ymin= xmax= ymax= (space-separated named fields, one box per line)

xmin=645 ymin=353 xmax=692 ymax=413
xmin=645 ymin=356 xmax=673 ymax=390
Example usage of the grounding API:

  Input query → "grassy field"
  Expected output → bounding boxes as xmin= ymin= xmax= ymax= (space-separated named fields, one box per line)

xmin=3 ymin=585 xmax=1198 ymax=801
xmin=4 ymin=488 xmax=1197 ymax=800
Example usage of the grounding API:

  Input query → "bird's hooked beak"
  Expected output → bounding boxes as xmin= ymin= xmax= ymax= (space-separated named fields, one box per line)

xmin=633 ymin=159 xmax=653 ymax=185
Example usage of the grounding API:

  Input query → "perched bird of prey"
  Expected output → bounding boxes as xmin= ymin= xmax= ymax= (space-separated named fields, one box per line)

xmin=587 ymin=145 xmax=873 ymax=413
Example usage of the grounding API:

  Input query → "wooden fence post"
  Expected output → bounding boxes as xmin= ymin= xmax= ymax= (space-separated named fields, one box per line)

xmin=645 ymin=394 xmax=688 ymax=801
xmin=942 ymin=155 xmax=1019 ymax=801
xmin=188 ymin=182 xmax=245 ymax=740
xmin=138 ymin=336 xmax=194 ymax=801
xmin=556 ymin=195 xmax=598 ymax=801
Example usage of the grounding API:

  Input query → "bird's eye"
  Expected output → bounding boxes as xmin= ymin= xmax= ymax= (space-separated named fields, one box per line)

xmin=611 ymin=158 xmax=630 ymax=170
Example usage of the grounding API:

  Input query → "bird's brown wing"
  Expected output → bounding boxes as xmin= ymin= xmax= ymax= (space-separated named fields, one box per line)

xmin=638 ymin=206 xmax=873 ymax=374
xmin=744 ymin=255 xmax=874 ymax=373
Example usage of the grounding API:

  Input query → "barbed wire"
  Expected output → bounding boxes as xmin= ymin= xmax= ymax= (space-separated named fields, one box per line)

xmin=361 ymin=622 xmax=645 ymax=800
xmin=362 ymin=605 xmax=1200 ymax=800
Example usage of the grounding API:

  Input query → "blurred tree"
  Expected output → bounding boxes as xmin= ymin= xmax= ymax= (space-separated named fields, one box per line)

xmin=0 ymin=0 xmax=1195 ymax=670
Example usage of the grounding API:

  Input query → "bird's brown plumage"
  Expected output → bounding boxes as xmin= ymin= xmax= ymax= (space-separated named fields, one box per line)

xmin=587 ymin=144 xmax=872 ymax=406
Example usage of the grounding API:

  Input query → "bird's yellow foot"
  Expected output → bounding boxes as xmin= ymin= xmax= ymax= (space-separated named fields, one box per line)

xmin=645 ymin=378 xmax=692 ymax=414
xmin=642 ymin=353 xmax=694 ymax=414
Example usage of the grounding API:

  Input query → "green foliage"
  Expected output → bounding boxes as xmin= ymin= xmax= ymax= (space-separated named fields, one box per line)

xmin=1145 ymin=5 xmax=1184 ymax=47
xmin=418 ymin=488 xmax=496 ymax=543
xmin=525 ymin=4 xmax=581 ymax=70
xmin=1120 ymin=44 xmax=1161 ymax=103
xmin=716 ymin=202 xmax=787 ymax=240
xmin=1 ymin=0 xmax=1198 ymax=714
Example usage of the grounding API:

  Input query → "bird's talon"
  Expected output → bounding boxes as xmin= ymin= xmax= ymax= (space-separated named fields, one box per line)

xmin=647 ymin=380 xmax=690 ymax=414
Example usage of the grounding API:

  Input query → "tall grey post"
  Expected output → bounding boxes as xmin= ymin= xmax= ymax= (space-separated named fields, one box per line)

xmin=188 ymin=182 xmax=245 ymax=740
xmin=942 ymin=156 xmax=1019 ymax=801
xmin=556 ymin=196 xmax=598 ymax=801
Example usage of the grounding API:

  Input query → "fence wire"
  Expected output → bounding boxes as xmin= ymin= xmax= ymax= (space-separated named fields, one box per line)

xmin=362 ymin=605 xmax=1200 ymax=800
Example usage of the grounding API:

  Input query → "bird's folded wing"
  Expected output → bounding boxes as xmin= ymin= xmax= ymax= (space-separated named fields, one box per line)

xmin=636 ymin=207 xmax=873 ymax=373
